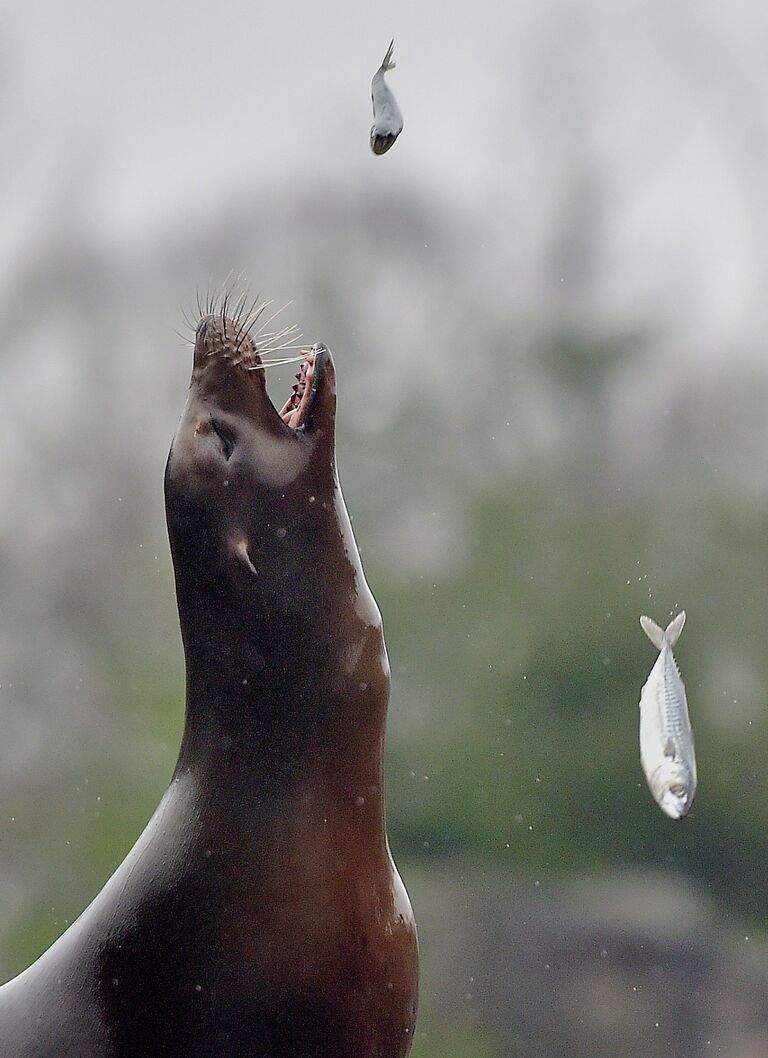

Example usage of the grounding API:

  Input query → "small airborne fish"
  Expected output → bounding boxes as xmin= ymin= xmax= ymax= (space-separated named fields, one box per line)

xmin=370 ymin=39 xmax=403 ymax=155
xmin=638 ymin=612 xmax=697 ymax=819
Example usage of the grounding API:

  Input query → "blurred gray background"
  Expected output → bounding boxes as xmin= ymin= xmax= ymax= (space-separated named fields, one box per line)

xmin=3 ymin=1 xmax=768 ymax=1055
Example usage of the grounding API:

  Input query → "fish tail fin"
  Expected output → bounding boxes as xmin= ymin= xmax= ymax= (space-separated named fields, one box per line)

xmin=381 ymin=39 xmax=396 ymax=71
xmin=663 ymin=610 xmax=686 ymax=646
xmin=640 ymin=615 xmax=665 ymax=650
xmin=640 ymin=611 xmax=686 ymax=649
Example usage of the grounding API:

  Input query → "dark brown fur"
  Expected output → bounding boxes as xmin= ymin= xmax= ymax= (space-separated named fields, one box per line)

xmin=0 ymin=314 xmax=419 ymax=1057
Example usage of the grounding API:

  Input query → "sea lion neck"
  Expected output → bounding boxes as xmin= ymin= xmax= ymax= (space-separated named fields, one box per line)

xmin=166 ymin=318 xmax=387 ymax=784
xmin=172 ymin=478 xmax=391 ymax=788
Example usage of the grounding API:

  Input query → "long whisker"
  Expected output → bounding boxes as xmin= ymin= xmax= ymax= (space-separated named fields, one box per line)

xmin=257 ymin=329 xmax=302 ymax=351
xmin=218 ymin=270 xmax=235 ymax=304
xmin=233 ymin=337 xmax=306 ymax=367
xmin=256 ymin=341 xmax=306 ymax=358
xmin=236 ymin=293 xmax=267 ymax=347
xmin=174 ymin=328 xmax=194 ymax=346
xmin=245 ymin=353 xmax=311 ymax=371
xmin=235 ymin=300 xmax=268 ymax=347
xmin=252 ymin=328 xmax=298 ymax=340
xmin=242 ymin=297 xmax=272 ymax=335
xmin=233 ymin=289 xmax=249 ymax=329
xmin=262 ymin=345 xmax=308 ymax=357
xmin=251 ymin=300 xmax=293 ymax=338
xmin=236 ymin=312 xmax=273 ymax=359
xmin=257 ymin=322 xmax=302 ymax=344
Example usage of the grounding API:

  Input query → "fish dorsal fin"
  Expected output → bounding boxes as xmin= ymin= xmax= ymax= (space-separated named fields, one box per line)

xmin=640 ymin=611 xmax=686 ymax=650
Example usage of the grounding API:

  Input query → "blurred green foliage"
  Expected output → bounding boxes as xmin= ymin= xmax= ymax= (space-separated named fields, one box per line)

xmin=382 ymin=462 xmax=768 ymax=927
xmin=5 ymin=325 xmax=768 ymax=1056
xmin=410 ymin=1026 xmax=498 ymax=1058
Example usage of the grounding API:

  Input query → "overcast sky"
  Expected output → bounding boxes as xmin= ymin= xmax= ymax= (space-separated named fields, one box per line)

xmin=5 ymin=0 xmax=768 ymax=362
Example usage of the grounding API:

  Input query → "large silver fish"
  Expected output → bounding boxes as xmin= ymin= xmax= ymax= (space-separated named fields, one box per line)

xmin=370 ymin=39 xmax=403 ymax=155
xmin=638 ymin=611 xmax=697 ymax=819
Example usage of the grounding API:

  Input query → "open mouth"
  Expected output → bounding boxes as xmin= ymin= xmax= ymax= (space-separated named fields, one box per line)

xmin=278 ymin=351 xmax=317 ymax=430
xmin=191 ymin=298 xmax=328 ymax=434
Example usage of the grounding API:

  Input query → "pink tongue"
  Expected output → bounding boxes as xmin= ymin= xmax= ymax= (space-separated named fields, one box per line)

xmin=278 ymin=395 xmax=295 ymax=420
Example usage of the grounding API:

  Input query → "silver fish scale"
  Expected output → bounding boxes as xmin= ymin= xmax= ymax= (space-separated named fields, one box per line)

xmin=660 ymin=650 xmax=688 ymax=752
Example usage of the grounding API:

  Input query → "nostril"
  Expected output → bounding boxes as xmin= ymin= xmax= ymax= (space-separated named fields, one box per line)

xmin=197 ymin=319 xmax=208 ymax=340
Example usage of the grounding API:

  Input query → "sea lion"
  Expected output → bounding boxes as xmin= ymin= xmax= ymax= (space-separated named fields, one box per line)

xmin=0 ymin=304 xmax=419 ymax=1058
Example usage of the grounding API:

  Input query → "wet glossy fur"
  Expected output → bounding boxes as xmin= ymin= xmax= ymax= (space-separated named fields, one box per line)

xmin=0 ymin=315 xmax=419 ymax=1057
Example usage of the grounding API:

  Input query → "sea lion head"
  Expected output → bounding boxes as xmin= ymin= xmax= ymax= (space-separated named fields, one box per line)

xmin=168 ymin=308 xmax=336 ymax=498
xmin=165 ymin=304 xmax=385 ymax=710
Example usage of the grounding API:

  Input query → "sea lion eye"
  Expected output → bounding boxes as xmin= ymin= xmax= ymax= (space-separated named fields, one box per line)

xmin=210 ymin=418 xmax=235 ymax=460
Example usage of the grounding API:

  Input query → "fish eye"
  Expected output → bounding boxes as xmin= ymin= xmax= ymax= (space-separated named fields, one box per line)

xmin=669 ymin=783 xmax=686 ymax=798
